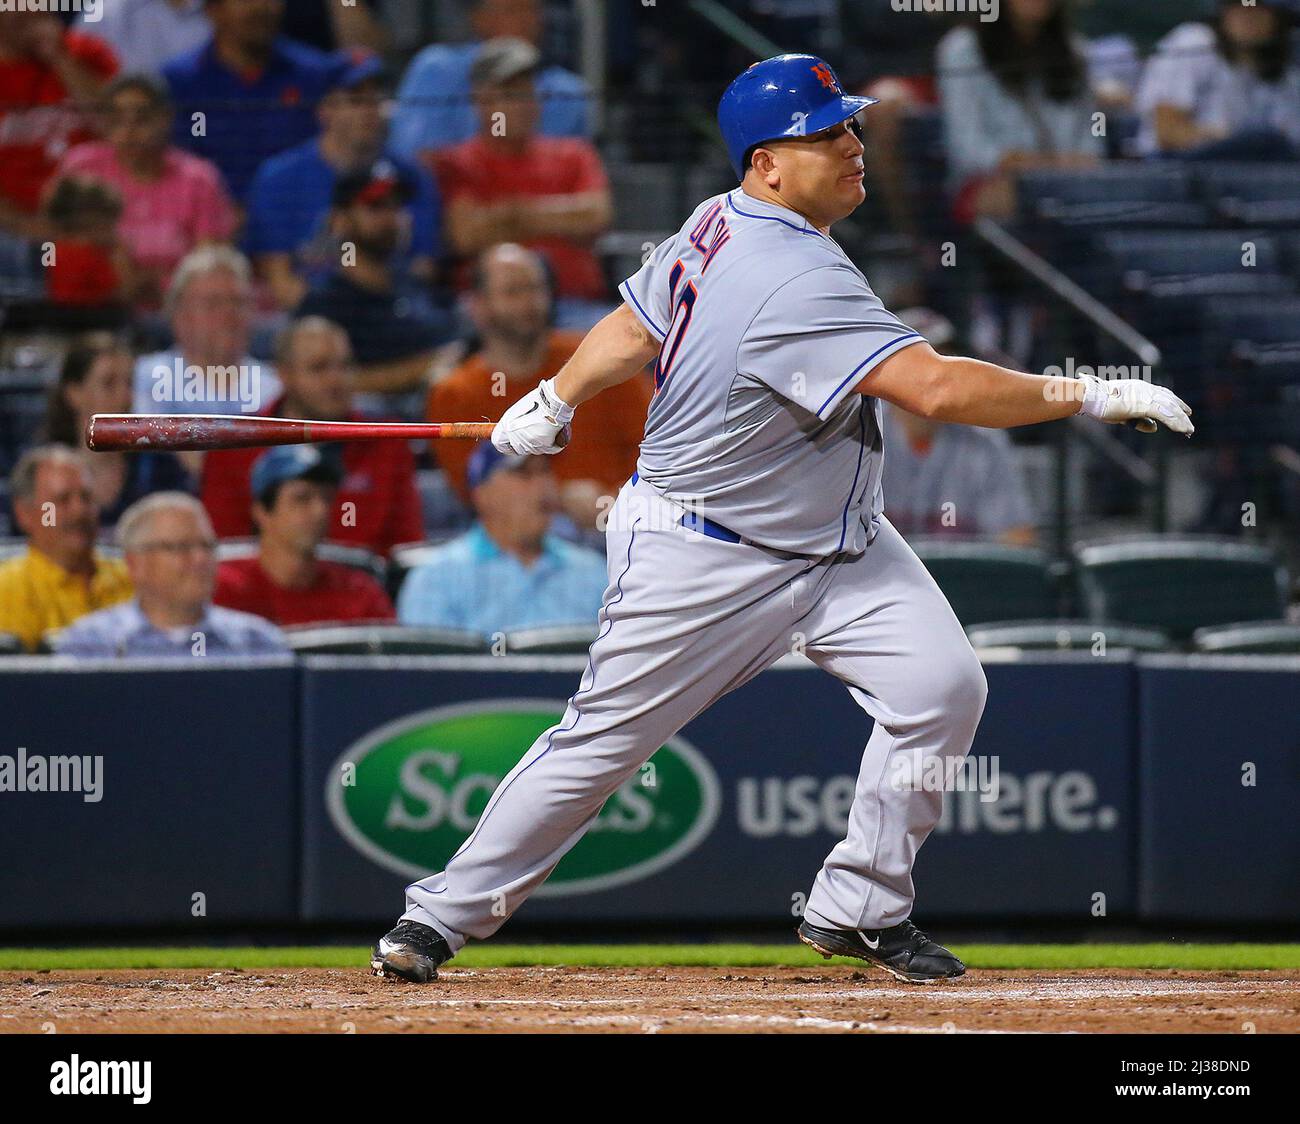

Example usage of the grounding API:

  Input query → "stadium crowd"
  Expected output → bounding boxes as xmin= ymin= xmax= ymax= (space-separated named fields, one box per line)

xmin=0 ymin=0 xmax=1297 ymax=656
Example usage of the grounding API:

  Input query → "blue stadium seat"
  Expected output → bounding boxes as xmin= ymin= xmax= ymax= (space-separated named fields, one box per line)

xmin=1074 ymin=536 xmax=1289 ymax=640
xmin=1197 ymin=162 xmax=1300 ymax=227
xmin=1099 ymin=230 xmax=1281 ymax=293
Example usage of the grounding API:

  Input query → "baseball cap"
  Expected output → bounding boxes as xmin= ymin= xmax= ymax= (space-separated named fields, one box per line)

xmin=466 ymin=441 xmax=531 ymax=490
xmin=470 ymin=37 xmax=541 ymax=87
xmin=337 ymin=52 xmax=391 ymax=91
xmin=250 ymin=445 xmax=343 ymax=506
xmin=332 ymin=159 xmax=415 ymax=209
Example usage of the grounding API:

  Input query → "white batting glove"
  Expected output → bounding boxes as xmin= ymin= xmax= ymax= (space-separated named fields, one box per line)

xmin=491 ymin=378 xmax=575 ymax=455
xmin=1077 ymin=375 xmax=1194 ymax=437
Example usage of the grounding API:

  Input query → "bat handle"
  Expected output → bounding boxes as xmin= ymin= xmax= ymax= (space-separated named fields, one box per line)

xmin=437 ymin=422 xmax=498 ymax=440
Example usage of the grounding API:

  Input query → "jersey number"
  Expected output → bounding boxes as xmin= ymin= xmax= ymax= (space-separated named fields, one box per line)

xmin=653 ymin=208 xmax=731 ymax=392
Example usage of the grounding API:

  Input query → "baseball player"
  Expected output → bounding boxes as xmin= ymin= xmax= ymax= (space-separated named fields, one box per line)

xmin=372 ymin=55 xmax=1192 ymax=984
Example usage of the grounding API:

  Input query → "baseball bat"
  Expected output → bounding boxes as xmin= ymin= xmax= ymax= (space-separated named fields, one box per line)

xmin=85 ymin=414 xmax=497 ymax=452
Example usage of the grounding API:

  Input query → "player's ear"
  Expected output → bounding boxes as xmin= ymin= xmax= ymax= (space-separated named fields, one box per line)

xmin=749 ymin=146 xmax=780 ymax=187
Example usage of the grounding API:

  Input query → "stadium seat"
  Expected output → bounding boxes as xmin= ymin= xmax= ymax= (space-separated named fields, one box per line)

xmin=1018 ymin=164 xmax=1192 ymax=212
xmin=1191 ymin=621 xmax=1300 ymax=655
xmin=965 ymin=619 xmax=1172 ymax=653
xmin=1197 ymin=163 xmax=1300 ymax=227
xmin=1099 ymin=230 xmax=1281 ymax=295
xmin=282 ymin=624 xmax=488 ymax=656
xmin=1074 ymin=537 xmax=1288 ymax=640
xmin=503 ymin=624 xmax=599 ymax=654
xmin=907 ymin=539 xmax=1059 ymax=626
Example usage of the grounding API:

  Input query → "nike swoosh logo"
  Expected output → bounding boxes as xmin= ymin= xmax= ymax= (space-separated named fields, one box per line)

xmin=522 ymin=402 xmax=540 ymax=416
xmin=860 ymin=933 xmax=880 ymax=950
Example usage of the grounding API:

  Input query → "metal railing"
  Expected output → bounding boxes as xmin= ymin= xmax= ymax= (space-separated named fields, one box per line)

xmin=973 ymin=217 xmax=1172 ymax=556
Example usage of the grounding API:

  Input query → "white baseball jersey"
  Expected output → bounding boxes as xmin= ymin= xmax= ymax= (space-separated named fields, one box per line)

xmin=619 ymin=188 xmax=924 ymax=556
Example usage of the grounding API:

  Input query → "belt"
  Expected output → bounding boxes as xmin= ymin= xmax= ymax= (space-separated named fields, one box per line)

xmin=629 ymin=471 xmax=743 ymax=544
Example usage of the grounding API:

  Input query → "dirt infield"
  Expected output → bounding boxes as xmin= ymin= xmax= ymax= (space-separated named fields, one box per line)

xmin=4 ymin=966 xmax=1299 ymax=1033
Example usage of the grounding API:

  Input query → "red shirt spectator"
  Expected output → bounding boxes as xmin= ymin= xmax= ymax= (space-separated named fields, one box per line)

xmin=214 ymin=556 xmax=394 ymax=626
xmin=430 ymin=135 xmax=609 ymax=300
xmin=0 ymin=19 xmax=118 ymax=219
xmin=200 ymin=396 xmax=424 ymax=556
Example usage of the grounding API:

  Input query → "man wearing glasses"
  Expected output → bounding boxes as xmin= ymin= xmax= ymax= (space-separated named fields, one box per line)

xmin=54 ymin=492 xmax=286 ymax=659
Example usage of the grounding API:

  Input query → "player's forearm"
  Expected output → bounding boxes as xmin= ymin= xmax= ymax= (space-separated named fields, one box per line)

xmin=924 ymin=355 xmax=1084 ymax=428
xmin=551 ymin=304 xmax=658 ymax=408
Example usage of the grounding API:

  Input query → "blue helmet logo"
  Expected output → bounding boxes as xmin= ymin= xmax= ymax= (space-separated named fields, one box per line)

xmin=717 ymin=54 xmax=878 ymax=178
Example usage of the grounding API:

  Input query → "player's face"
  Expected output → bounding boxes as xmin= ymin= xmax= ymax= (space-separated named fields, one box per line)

xmin=760 ymin=116 xmax=866 ymax=227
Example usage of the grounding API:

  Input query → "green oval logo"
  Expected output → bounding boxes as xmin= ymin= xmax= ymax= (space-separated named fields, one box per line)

xmin=326 ymin=699 xmax=720 ymax=896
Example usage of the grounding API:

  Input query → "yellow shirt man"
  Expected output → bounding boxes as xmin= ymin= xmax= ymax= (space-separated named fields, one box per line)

xmin=0 ymin=547 xmax=133 ymax=652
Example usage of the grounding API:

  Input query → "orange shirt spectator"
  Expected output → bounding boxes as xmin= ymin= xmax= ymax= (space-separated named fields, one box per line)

xmin=430 ymin=331 xmax=649 ymax=504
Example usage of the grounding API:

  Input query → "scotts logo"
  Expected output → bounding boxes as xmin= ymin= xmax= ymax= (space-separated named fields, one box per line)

xmin=327 ymin=700 xmax=721 ymax=896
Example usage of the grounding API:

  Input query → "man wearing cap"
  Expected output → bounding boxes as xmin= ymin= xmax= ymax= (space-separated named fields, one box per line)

xmin=428 ymin=37 xmax=614 ymax=331
xmin=200 ymin=317 xmax=423 ymax=556
xmin=295 ymin=161 xmax=456 ymax=396
xmin=389 ymin=0 xmax=591 ymax=160
xmin=245 ymin=56 xmax=443 ymax=312
xmin=397 ymin=441 xmax=607 ymax=635
xmin=213 ymin=445 xmax=395 ymax=627
xmin=162 ymin=0 xmax=350 ymax=201
xmin=54 ymin=492 xmax=287 ymax=658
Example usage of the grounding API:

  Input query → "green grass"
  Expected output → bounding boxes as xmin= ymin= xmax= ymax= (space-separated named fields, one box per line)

xmin=1 ymin=943 xmax=1299 ymax=972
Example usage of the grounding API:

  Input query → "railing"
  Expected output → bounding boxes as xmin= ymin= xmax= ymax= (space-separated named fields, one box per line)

xmin=973 ymin=217 xmax=1172 ymax=556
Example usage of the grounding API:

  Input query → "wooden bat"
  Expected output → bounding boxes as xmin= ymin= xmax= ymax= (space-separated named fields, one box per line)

xmin=85 ymin=414 xmax=497 ymax=452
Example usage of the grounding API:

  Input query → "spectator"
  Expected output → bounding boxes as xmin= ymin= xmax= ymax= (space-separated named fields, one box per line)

xmin=1136 ymin=0 xmax=1300 ymax=159
xmin=200 ymin=317 xmax=423 ymax=555
xmin=295 ymin=161 xmax=456 ymax=395
xmin=77 ymin=0 xmax=209 ymax=78
xmin=57 ymin=74 xmax=237 ymax=312
xmin=389 ymin=0 xmax=591 ymax=159
xmin=428 ymin=244 xmax=649 ymax=528
xmin=133 ymin=246 xmax=280 ymax=426
xmin=41 ymin=175 xmax=129 ymax=308
xmin=937 ymin=0 xmax=1101 ymax=223
xmin=280 ymin=0 xmax=386 ymax=53
xmin=880 ymin=310 xmax=1035 ymax=545
xmin=429 ymin=38 xmax=613 ymax=329
xmin=397 ymin=442 xmax=607 ymax=636
xmin=213 ymin=444 xmax=394 ymax=625
xmin=54 ymin=492 xmax=286 ymax=657
xmin=0 ymin=9 xmax=118 ymax=240
xmin=44 ymin=333 xmax=192 ymax=527
xmin=162 ymin=0 xmax=348 ymax=201
xmin=245 ymin=57 xmax=441 ymax=312
xmin=882 ymin=407 xmax=1037 ymax=545
xmin=0 ymin=446 xmax=132 ymax=652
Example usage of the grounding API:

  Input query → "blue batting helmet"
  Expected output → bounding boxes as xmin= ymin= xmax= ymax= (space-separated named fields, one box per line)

xmin=717 ymin=54 xmax=878 ymax=178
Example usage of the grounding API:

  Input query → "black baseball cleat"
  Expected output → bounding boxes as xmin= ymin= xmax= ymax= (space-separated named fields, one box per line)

xmin=371 ymin=920 xmax=452 ymax=982
xmin=797 ymin=918 xmax=965 ymax=983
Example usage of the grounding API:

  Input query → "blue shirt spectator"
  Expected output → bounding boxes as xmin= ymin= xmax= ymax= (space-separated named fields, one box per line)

xmin=398 ymin=523 xmax=607 ymax=636
xmin=54 ymin=598 xmax=287 ymax=658
xmin=389 ymin=41 xmax=590 ymax=159
xmin=397 ymin=444 xmax=608 ymax=636
xmin=244 ymin=58 xmax=442 ymax=310
xmin=163 ymin=32 xmax=347 ymax=201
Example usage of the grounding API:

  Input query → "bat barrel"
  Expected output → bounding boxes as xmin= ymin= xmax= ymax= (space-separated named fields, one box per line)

xmin=86 ymin=415 xmax=499 ymax=451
